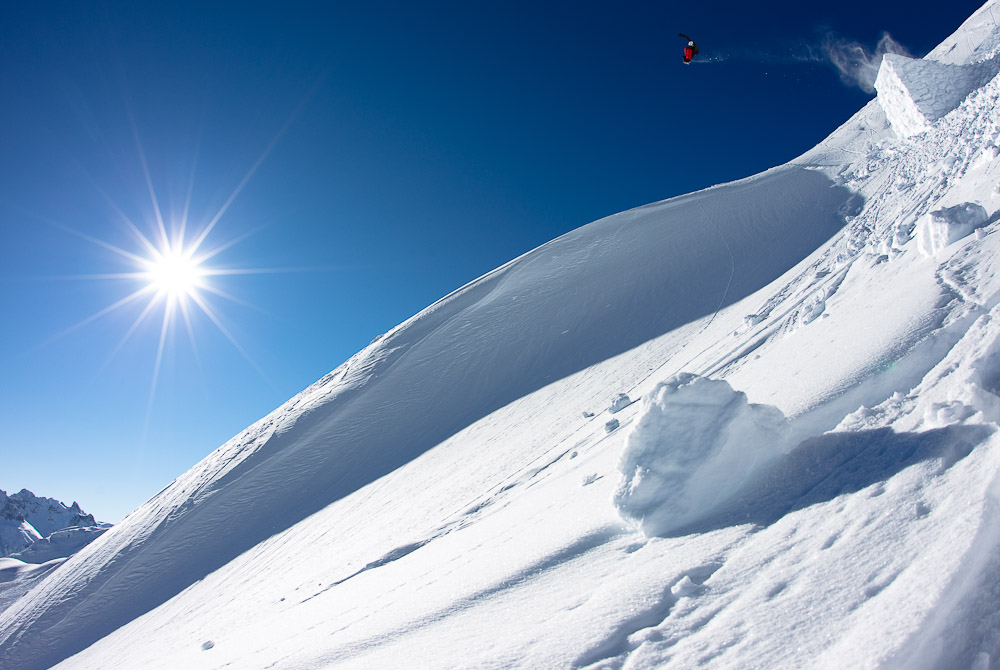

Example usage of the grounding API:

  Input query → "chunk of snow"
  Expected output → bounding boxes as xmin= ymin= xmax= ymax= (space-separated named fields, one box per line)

xmin=609 ymin=393 xmax=631 ymax=414
xmin=915 ymin=202 xmax=990 ymax=256
xmin=613 ymin=374 xmax=789 ymax=537
xmin=923 ymin=400 xmax=976 ymax=428
xmin=801 ymin=295 xmax=827 ymax=325
xmin=892 ymin=221 xmax=914 ymax=249
xmin=671 ymin=575 xmax=697 ymax=598
xmin=605 ymin=418 xmax=620 ymax=433
xmin=874 ymin=54 xmax=1000 ymax=138
xmin=973 ymin=143 xmax=999 ymax=168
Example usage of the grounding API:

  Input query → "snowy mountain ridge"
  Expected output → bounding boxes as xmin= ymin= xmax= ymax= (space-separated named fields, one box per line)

xmin=3 ymin=1 xmax=1000 ymax=668
xmin=0 ymin=489 xmax=108 ymax=561
xmin=0 ymin=489 xmax=110 ymax=619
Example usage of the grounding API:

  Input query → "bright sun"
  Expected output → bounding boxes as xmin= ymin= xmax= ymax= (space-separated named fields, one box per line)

xmin=143 ymin=245 xmax=204 ymax=300
xmin=48 ymin=109 xmax=307 ymax=431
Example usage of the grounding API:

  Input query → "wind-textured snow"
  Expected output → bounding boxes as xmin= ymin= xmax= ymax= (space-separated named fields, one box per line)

xmin=0 ymin=559 xmax=63 ymax=616
xmin=4 ymin=2 xmax=1000 ymax=668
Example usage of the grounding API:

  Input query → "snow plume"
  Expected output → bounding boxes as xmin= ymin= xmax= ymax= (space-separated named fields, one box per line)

xmin=820 ymin=32 xmax=913 ymax=93
xmin=690 ymin=44 xmax=820 ymax=65
xmin=701 ymin=32 xmax=913 ymax=92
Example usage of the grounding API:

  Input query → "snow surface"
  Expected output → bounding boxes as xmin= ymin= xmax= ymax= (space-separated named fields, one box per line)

xmin=4 ymin=2 xmax=1000 ymax=668
xmin=10 ymin=527 xmax=111 ymax=565
xmin=0 ymin=559 xmax=64 ymax=616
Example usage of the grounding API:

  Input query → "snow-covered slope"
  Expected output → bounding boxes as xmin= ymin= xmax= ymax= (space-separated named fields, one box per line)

xmin=0 ymin=559 xmax=63 ymax=618
xmin=4 ymin=2 xmax=1000 ymax=668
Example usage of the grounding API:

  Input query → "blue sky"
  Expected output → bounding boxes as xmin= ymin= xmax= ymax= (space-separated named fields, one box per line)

xmin=0 ymin=1 xmax=984 ymax=522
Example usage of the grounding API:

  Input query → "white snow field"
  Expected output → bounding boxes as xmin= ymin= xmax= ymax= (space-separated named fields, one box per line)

xmin=0 ymin=559 xmax=64 ymax=617
xmin=5 ymin=2 xmax=1000 ymax=668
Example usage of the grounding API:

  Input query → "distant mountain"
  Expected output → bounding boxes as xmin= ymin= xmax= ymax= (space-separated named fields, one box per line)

xmin=0 ymin=489 xmax=110 ymax=563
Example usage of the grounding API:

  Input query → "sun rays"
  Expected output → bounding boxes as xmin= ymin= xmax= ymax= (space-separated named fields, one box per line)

xmin=41 ymin=151 xmax=289 ymax=438
xmin=22 ymin=73 xmax=334 ymax=440
xmin=54 ymin=209 xmax=277 ymax=427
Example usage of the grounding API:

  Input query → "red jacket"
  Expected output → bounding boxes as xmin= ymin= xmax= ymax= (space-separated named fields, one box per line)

xmin=683 ymin=46 xmax=695 ymax=62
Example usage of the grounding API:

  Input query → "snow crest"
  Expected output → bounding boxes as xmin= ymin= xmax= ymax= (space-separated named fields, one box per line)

xmin=613 ymin=374 xmax=789 ymax=537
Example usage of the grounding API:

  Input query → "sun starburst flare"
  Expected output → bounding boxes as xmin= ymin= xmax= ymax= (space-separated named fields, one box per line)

xmin=38 ymin=202 xmax=283 ymax=443
xmin=143 ymin=244 xmax=206 ymax=301
xmin=29 ymin=78 xmax=334 ymax=440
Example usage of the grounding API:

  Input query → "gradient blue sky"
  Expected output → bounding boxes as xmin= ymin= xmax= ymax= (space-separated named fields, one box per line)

xmin=1 ymin=1 xmax=984 ymax=522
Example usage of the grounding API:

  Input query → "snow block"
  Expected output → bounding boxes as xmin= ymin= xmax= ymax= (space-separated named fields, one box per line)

xmin=875 ymin=53 xmax=1000 ymax=138
xmin=915 ymin=202 xmax=989 ymax=256
xmin=612 ymin=373 xmax=789 ymax=537
xmin=609 ymin=393 xmax=631 ymax=414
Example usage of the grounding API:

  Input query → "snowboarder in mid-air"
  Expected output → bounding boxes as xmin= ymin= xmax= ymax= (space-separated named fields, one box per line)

xmin=679 ymin=33 xmax=698 ymax=64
